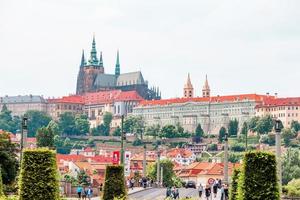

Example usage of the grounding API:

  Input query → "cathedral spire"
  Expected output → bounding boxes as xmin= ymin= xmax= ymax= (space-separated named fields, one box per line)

xmin=115 ymin=50 xmax=120 ymax=76
xmin=184 ymin=73 xmax=194 ymax=98
xmin=88 ymin=35 xmax=99 ymax=65
xmin=80 ymin=50 xmax=86 ymax=67
xmin=99 ymin=51 xmax=103 ymax=67
xmin=202 ymin=74 xmax=211 ymax=97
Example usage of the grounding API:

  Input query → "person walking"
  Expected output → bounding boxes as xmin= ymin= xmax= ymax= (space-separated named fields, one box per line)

xmin=76 ymin=185 xmax=82 ymax=200
xmin=82 ymin=187 xmax=87 ymax=200
xmin=130 ymin=178 xmax=135 ymax=190
xmin=213 ymin=181 xmax=218 ymax=198
xmin=87 ymin=186 xmax=93 ymax=200
xmin=205 ymin=184 xmax=211 ymax=200
xmin=224 ymin=184 xmax=229 ymax=200
xmin=220 ymin=184 xmax=225 ymax=200
xmin=198 ymin=183 xmax=203 ymax=198
xmin=166 ymin=187 xmax=172 ymax=198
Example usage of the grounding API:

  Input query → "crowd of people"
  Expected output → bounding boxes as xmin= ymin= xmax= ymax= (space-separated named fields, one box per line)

xmin=76 ymin=185 xmax=93 ymax=200
xmin=197 ymin=179 xmax=229 ymax=200
xmin=127 ymin=177 xmax=154 ymax=189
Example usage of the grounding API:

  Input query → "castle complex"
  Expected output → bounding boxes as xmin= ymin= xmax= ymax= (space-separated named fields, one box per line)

xmin=76 ymin=36 xmax=160 ymax=100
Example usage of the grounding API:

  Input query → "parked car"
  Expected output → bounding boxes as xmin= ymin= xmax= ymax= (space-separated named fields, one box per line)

xmin=185 ymin=181 xmax=196 ymax=189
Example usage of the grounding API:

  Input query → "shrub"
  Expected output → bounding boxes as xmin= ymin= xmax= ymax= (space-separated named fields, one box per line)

xmin=237 ymin=151 xmax=280 ymax=200
xmin=18 ymin=149 xmax=60 ymax=200
xmin=0 ymin=168 xmax=4 ymax=197
xmin=103 ymin=165 xmax=126 ymax=200
xmin=285 ymin=179 xmax=300 ymax=197
xmin=230 ymin=142 xmax=245 ymax=152
xmin=229 ymin=168 xmax=240 ymax=200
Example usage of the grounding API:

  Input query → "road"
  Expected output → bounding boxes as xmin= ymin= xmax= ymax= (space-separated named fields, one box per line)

xmin=128 ymin=188 xmax=222 ymax=200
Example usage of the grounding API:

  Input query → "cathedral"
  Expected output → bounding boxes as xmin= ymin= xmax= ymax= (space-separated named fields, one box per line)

xmin=76 ymin=36 xmax=161 ymax=100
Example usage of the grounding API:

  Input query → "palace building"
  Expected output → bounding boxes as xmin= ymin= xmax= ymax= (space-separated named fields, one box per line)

xmin=76 ymin=36 xmax=160 ymax=100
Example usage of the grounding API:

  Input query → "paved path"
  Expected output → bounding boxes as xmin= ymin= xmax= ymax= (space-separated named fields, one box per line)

xmin=128 ymin=188 xmax=222 ymax=200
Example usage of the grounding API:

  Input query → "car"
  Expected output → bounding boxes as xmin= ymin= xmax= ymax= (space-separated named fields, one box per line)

xmin=185 ymin=181 xmax=196 ymax=189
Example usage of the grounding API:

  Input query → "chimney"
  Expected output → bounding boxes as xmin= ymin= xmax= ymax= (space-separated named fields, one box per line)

xmin=274 ymin=93 xmax=278 ymax=98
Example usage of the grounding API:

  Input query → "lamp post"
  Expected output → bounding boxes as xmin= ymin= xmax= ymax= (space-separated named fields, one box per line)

xmin=142 ymin=143 xmax=147 ymax=178
xmin=275 ymin=119 xmax=282 ymax=194
xmin=157 ymin=148 xmax=161 ymax=187
xmin=120 ymin=115 xmax=125 ymax=165
xmin=224 ymin=132 xmax=229 ymax=184
xmin=20 ymin=116 xmax=28 ymax=165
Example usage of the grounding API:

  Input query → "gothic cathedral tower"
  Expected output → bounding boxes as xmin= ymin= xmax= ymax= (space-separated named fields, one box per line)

xmin=202 ymin=75 xmax=210 ymax=97
xmin=183 ymin=73 xmax=194 ymax=98
xmin=76 ymin=36 xmax=104 ymax=95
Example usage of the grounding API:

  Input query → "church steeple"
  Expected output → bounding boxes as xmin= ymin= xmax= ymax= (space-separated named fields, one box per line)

xmin=99 ymin=51 xmax=103 ymax=67
xmin=80 ymin=50 xmax=87 ymax=67
xmin=88 ymin=35 xmax=99 ymax=65
xmin=115 ymin=50 xmax=120 ymax=76
xmin=184 ymin=73 xmax=194 ymax=98
xmin=202 ymin=74 xmax=211 ymax=97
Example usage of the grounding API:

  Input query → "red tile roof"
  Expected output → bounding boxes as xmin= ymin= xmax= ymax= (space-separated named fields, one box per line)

xmin=139 ymin=94 xmax=273 ymax=106
xmin=56 ymin=154 xmax=86 ymax=162
xmin=167 ymin=148 xmax=194 ymax=158
xmin=48 ymin=95 xmax=84 ymax=104
xmin=256 ymin=97 xmax=300 ymax=108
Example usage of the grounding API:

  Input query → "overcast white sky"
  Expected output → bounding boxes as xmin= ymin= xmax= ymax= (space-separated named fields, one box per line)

xmin=1 ymin=0 xmax=300 ymax=98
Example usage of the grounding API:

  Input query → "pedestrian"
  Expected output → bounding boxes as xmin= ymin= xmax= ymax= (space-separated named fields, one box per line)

xmin=166 ymin=187 xmax=172 ymax=198
xmin=204 ymin=184 xmax=211 ymax=200
xmin=130 ymin=178 xmax=135 ymax=190
xmin=224 ymin=184 xmax=229 ymax=200
xmin=198 ymin=183 xmax=203 ymax=198
xmin=220 ymin=184 xmax=225 ymax=200
xmin=172 ymin=187 xmax=179 ymax=199
xmin=87 ymin=186 xmax=93 ymax=200
xmin=213 ymin=181 xmax=218 ymax=198
xmin=82 ymin=187 xmax=87 ymax=200
xmin=76 ymin=185 xmax=82 ymax=200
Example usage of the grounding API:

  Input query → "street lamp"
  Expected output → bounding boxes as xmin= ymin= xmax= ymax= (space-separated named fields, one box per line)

xmin=275 ymin=119 xmax=282 ymax=194
xmin=223 ymin=132 xmax=229 ymax=184
xmin=20 ymin=116 xmax=28 ymax=165
xmin=120 ymin=115 xmax=126 ymax=165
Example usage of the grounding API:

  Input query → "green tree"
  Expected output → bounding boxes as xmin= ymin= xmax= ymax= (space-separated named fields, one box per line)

xmin=25 ymin=110 xmax=52 ymax=137
xmin=282 ymin=128 xmax=296 ymax=147
xmin=102 ymin=165 xmax=126 ymax=200
xmin=47 ymin=120 xmax=59 ymax=135
xmin=207 ymin=143 xmax=218 ymax=151
xmin=112 ymin=126 xmax=121 ymax=136
xmin=0 ymin=132 xmax=18 ymax=185
xmin=230 ymin=142 xmax=245 ymax=152
xmin=0 ymin=105 xmax=21 ymax=133
xmin=248 ymin=116 xmax=260 ymax=133
xmin=282 ymin=148 xmax=300 ymax=185
xmin=75 ymin=114 xmax=90 ymax=135
xmin=193 ymin=124 xmax=204 ymax=143
xmin=160 ymin=125 xmax=177 ymax=138
xmin=91 ymin=124 xmax=109 ymax=136
xmin=19 ymin=149 xmax=60 ymax=200
xmin=58 ymin=112 xmax=76 ymax=135
xmin=256 ymin=115 xmax=273 ymax=135
xmin=291 ymin=120 xmax=300 ymax=132
xmin=123 ymin=116 xmax=144 ymax=136
xmin=103 ymin=112 xmax=113 ymax=127
xmin=218 ymin=127 xmax=226 ymax=143
xmin=145 ymin=124 xmax=160 ymax=139
xmin=77 ymin=170 xmax=90 ymax=186
xmin=228 ymin=119 xmax=239 ymax=137
xmin=147 ymin=159 xmax=177 ymax=187
xmin=237 ymin=151 xmax=279 ymax=200
xmin=36 ymin=126 xmax=55 ymax=148
xmin=240 ymin=122 xmax=248 ymax=136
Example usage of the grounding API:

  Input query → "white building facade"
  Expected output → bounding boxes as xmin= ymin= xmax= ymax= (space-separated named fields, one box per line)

xmin=133 ymin=94 xmax=271 ymax=134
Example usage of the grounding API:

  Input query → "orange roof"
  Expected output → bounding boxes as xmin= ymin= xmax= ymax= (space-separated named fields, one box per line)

xmin=167 ymin=148 xmax=193 ymax=158
xmin=84 ymin=147 xmax=94 ymax=152
xmin=139 ymin=94 xmax=272 ymax=106
xmin=256 ymin=97 xmax=300 ymax=108
xmin=56 ymin=154 xmax=86 ymax=162
xmin=48 ymin=95 xmax=84 ymax=104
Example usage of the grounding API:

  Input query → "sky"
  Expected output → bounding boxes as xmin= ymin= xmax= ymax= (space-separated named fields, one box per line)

xmin=1 ymin=0 xmax=300 ymax=99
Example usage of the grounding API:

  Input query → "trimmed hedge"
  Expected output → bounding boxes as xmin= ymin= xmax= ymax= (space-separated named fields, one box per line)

xmin=103 ymin=165 xmax=126 ymax=200
xmin=18 ymin=149 xmax=60 ymax=200
xmin=229 ymin=168 xmax=240 ymax=200
xmin=237 ymin=151 xmax=280 ymax=200
xmin=0 ymin=168 xmax=4 ymax=197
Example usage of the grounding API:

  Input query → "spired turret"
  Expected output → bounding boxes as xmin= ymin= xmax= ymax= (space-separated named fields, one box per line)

xmin=202 ymin=75 xmax=211 ymax=98
xmin=88 ymin=35 xmax=99 ymax=65
xmin=115 ymin=50 xmax=120 ymax=76
xmin=184 ymin=73 xmax=194 ymax=98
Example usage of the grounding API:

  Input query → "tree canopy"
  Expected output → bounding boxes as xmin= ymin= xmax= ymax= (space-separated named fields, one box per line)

xmin=228 ymin=119 xmax=239 ymax=136
xmin=218 ymin=127 xmax=226 ymax=143
xmin=282 ymin=148 xmax=300 ymax=185
xmin=26 ymin=110 xmax=52 ymax=137
xmin=0 ymin=105 xmax=21 ymax=133
xmin=36 ymin=126 xmax=55 ymax=148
